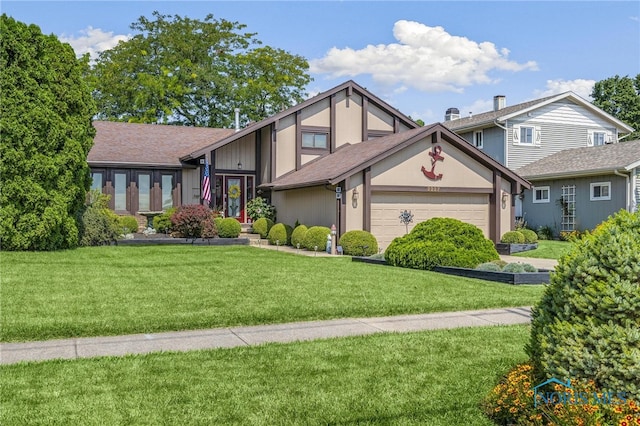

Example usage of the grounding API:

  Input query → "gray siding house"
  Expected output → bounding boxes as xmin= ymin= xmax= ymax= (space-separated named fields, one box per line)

xmin=515 ymin=140 xmax=640 ymax=233
xmin=443 ymin=92 xmax=635 ymax=234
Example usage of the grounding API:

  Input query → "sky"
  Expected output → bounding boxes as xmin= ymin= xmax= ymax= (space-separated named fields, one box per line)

xmin=3 ymin=1 xmax=640 ymax=124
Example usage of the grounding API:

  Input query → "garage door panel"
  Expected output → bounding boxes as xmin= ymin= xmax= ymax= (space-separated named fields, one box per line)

xmin=371 ymin=192 xmax=489 ymax=250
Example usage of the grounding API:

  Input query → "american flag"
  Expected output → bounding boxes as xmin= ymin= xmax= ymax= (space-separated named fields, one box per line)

xmin=202 ymin=158 xmax=211 ymax=205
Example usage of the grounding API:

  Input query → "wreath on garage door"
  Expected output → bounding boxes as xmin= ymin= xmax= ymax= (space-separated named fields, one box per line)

xmin=228 ymin=184 xmax=241 ymax=200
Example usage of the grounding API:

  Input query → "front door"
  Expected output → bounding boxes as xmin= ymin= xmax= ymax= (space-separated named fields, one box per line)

xmin=225 ymin=176 xmax=245 ymax=222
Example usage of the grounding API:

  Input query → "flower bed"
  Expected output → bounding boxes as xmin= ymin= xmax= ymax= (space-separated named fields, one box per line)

xmin=495 ymin=242 xmax=538 ymax=255
xmin=434 ymin=266 xmax=550 ymax=285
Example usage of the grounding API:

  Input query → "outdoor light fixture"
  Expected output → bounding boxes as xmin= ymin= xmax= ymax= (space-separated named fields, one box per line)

xmin=352 ymin=188 xmax=359 ymax=201
xmin=502 ymin=192 xmax=509 ymax=203
xmin=237 ymin=161 xmax=242 ymax=170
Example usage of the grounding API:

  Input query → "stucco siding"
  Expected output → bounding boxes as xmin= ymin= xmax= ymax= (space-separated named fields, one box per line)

xmin=367 ymin=103 xmax=394 ymax=131
xmin=301 ymin=98 xmax=330 ymax=127
xmin=345 ymin=172 xmax=364 ymax=232
xmin=335 ymin=91 xmax=363 ymax=148
xmin=275 ymin=115 xmax=296 ymax=178
xmin=271 ymin=186 xmax=337 ymax=229
xmin=522 ymin=174 xmax=628 ymax=234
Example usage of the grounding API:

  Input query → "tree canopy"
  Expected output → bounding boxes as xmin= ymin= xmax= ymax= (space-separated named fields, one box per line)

xmin=591 ymin=74 xmax=640 ymax=140
xmin=0 ymin=15 xmax=96 ymax=250
xmin=88 ymin=12 xmax=312 ymax=128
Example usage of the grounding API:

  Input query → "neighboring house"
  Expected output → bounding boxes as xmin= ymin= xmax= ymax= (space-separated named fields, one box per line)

xmin=89 ymin=80 xmax=530 ymax=248
xmin=515 ymin=140 xmax=640 ymax=233
xmin=442 ymin=92 xmax=635 ymax=232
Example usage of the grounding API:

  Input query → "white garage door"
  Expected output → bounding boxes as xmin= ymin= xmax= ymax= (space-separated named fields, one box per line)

xmin=371 ymin=192 xmax=490 ymax=250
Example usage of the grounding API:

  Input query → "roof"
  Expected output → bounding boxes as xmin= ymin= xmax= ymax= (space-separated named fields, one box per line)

xmin=263 ymin=123 xmax=530 ymax=190
xmin=88 ymin=121 xmax=235 ymax=168
xmin=515 ymin=139 xmax=640 ymax=179
xmin=443 ymin=92 xmax=634 ymax=134
xmin=181 ymin=80 xmax=420 ymax=161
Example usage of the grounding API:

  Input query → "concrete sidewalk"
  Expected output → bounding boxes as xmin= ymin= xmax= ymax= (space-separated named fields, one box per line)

xmin=0 ymin=306 xmax=532 ymax=365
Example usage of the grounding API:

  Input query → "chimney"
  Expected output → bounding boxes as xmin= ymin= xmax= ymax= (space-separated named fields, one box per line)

xmin=234 ymin=108 xmax=240 ymax=132
xmin=494 ymin=95 xmax=506 ymax=111
xmin=444 ymin=107 xmax=460 ymax=121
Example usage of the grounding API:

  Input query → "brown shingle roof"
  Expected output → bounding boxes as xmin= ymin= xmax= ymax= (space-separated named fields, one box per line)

xmin=88 ymin=121 xmax=235 ymax=167
xmin=515 ymin=140 xmax=640 ymax=179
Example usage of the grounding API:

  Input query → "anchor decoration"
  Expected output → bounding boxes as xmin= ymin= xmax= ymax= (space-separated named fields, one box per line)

xmin=421 ymin=145 xmax=445 ymax=180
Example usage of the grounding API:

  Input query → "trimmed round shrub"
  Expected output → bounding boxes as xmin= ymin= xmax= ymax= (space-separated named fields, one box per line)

xmin=252 ymin=217 xmax=274 ymax=238
xmin=385 ymin=218 xmax=499 ymax=270
xmin=291 ymin=225 xmax=308 ymax=248
xmin=519 ymin=228 xmax=538 ymax=243
xmin=500 ymin=230 xmax=525 ymax=244
xmin=171 ymin=204 xmax=212 ymax=238
xmin=217 ymin=217 xmax=241 ymax=238
xmin=303 ymin=226 xmax=331 ymax=251
xmin=119 ymin=215 xmax=139 ymax=234
xmin=153 ymin=208 xmax=176 ymax=233
xmin=521 ymin=263 xmax=537 ymax=272
xmin=338 ymin=230 xmax=379 ymax=256
xmin=476 ymin=262 xmax=502 ymax=272
xmin=502 ymin=262 xmax=526 ymax=273
xmin=528 ymin=210 xmax=640 ymax=399
xmin=268 ymin=223 xmax=292 ymax=245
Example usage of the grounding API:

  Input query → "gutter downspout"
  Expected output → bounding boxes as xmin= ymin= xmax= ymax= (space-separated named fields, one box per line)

xmin=613 ymin=169 xmax=631 ymax=211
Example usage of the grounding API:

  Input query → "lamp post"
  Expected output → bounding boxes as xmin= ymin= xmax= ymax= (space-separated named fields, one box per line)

xmin=330 ymin=224 xmax=337 ymax=255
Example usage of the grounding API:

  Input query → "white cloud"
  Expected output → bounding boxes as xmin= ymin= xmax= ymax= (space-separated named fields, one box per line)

xmin=310 ymin=20 xmax=538 ymax=93
xmin=461 ymin=99 xmax=494 ymax=117
xmin=59 ymin=27 xmax=130 ymax=60
xmin=630 ymin=16 xmax=639 ymax=22
xmin=534 ymin=79 xmax=596 ymax=100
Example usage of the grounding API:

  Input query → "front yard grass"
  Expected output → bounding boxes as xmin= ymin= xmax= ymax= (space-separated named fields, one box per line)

xmin=0 ymin=324 xmax=529 ymax=425
xmin=512 ymin=240 xmax=573 ymax=260
xmin=1 ymin=246 xmax=543 ymax=342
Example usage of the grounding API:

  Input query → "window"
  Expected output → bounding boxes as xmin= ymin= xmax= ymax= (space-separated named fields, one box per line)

xmin=588 ymin=129 xmax=611 ymax=147
xmin=513 ymin=125 xmax=541 ymax=145
xmin=114 ymin=173 xmax=127 ymax=211
xmin=590 ymin=182 xmax=611 ymax=201
xmin=161 ymin=174 xmax=173 ymax=210
xmin=520 ymin=126 xmax=534 ymax=144
xmin=533 ymin=186 xmax=550 ymax=203
xmin=138 ymin=174 xmax=151 ymax=212
xmin=90 ymin=172 xmax=103 ymax=192
xmin=302 ymin=132 xmax=328 ymax=149
xmin=593 ymin=132 xmax=605 ymax=146
xmin=473 ymin=130 xmax=483 ymax=149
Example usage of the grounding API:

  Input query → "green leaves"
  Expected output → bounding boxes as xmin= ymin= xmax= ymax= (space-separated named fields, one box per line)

xmin=0 ymin=15 xmax=96 ymax=250
xmin=591 ymin=74 xmax=640 ymax=140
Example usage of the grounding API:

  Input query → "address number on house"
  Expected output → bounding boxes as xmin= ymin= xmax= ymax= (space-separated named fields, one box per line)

xmin=425 ymin=186 xmax=441 ymax=192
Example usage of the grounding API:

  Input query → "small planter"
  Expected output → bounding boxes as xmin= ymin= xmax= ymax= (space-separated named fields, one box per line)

xmin=496 ymin=242 xmax=538 ymax=255
xmin=433 ymin=266 xmax=550 ymax=285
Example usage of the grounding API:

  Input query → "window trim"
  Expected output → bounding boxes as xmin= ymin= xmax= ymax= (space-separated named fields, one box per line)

xmin=532 ymin=186 xmax=550 ymax=203
xmin=300 ymin=126 xmax=330 ymax=154
xmin=473 ymin=130 xmax=483 ymax=149
xmin=512 ymin=124 xmax=541 ymax=146
xmin=590 ymin=181 xmax=611 ymax=201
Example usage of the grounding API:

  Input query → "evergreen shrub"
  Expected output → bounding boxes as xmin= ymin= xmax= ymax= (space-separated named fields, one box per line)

xmin=385 ymin=218 xmax=499 ymax=270
xmin=291 ymin=225 xmax=308 ymax=248
xmin=217 ymin=217 xmax=241 ymax=238
xmin=502 ymin=262 xmax=526 ymax=273
xmin=267 ymin=223 xmax=292 ymax=245
xmin=303 ymin=226 xmax=331 ymax=251
xmin=519 ymin=228 xmax=538 ymax=243
xmin=500 ymin=230 xmax=525 ymax=244
xmin=171 ymin=204 xmax=211 ymax=238
xmin=476 ymin=262 xmax=502 ymax=272
xmin=153 ymin=208 xmax=176 ymax=233
xmin=119 ymin=216 xmax=139 ymax=234
xmin=252 ymin=217 xmax=274 ymax=238
xmin=528 ymin=210 xmax=640 ymax=399
xmin=338 ymin=230 xmax=378 ymax=256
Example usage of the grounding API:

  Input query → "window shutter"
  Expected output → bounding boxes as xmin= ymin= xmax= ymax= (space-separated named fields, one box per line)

xmin=587 ymin=130 xmax=594 ymax=147
xmin=535 ymin=126 xmax=542 ymax=145
xmin=512 ymin=125 xmax=520 ymax=144
xmin=606 ymin=131 xmax=614 ymax=144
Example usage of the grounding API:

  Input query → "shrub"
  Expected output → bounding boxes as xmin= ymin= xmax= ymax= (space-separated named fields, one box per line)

xmin=201 ymin=216 xmax=218 ymax=239
xmin=385 ymin=218 xmax=499 ymax=270
xmin=502 ymin=262 xmax=526 ymax=273
xmin=476 ymin=262 xmax=502 ymax=272
xmin=291 ymin=225 xmax=308 ymax=248
xmin=559 ymin=229 xmax=584 ymax=242
xmin=79 ymin=205 xmax=119 ymax=246
xmin=522 ymin=263 xmax=537 ymax=272
xmin=500 ymin=230 xmax=525 ymax=244
xmin=267 ymin=223 xmax=292 ymax=245
xmin=153 ymin=208 xmax=176 ymax=233
xmin=118 ymin=215 xmax=139 ymax=234
xmin=171 ymin=204 xmax=212 ymax=238
xmin=338 ymin=230 xmax=379 ymax=256
xmin=528 ymin=210 xmax=640 ymax=400
xmin=252 ymin=217 xmax=274 ymax=238
xmin=246 ymin=197 xmax=276 ymax=222
xmin=217 ymin=217 xmax=241 ymax=238
xmin=492 ymin=259 xmax=508 ymax=268
xmin=519 ymin=228 xmax=538 ymax=244
xmin=303 ymin=226 xmax=331 ymax=251
xmin=536 ymin=225 xmax=554 ymax=240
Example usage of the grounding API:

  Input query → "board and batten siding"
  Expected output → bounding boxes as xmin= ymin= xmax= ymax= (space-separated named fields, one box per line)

xmin=507 ymin=100 xmax=618 ymax=170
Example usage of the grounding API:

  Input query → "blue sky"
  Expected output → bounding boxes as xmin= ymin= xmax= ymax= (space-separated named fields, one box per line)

xmin=3 ymin=1 xmax=639 ymax=124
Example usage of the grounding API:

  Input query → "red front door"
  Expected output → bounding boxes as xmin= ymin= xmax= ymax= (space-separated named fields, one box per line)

xmin=225 ymin=176 xmax=245 ymax=222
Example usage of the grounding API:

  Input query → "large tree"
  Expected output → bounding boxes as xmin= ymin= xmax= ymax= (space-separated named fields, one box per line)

xmin=88 ymin=12 xmax=312 ymax=128
xmin=0 ymin=15 xmax=96 ymax=250
xmin=591 ymin=74 xmax=640 ymax=140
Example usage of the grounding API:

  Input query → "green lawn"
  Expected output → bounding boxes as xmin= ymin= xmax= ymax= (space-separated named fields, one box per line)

xmin=0 ymin=325 xmax=529 ymax=425
xmin=1 ymin=246 xmax=543 ymax=342
xmin=512 ymin=240 xmax=573 ymax=259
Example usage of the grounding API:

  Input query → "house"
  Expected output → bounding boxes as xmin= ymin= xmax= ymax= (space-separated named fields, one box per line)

xmin=89 ymin=80 xmax=530 ymax=249
xmin=442 ymin=92 xmax=635 ymax=233
xmin=514 ymin=140 xmax=640 ymax=233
